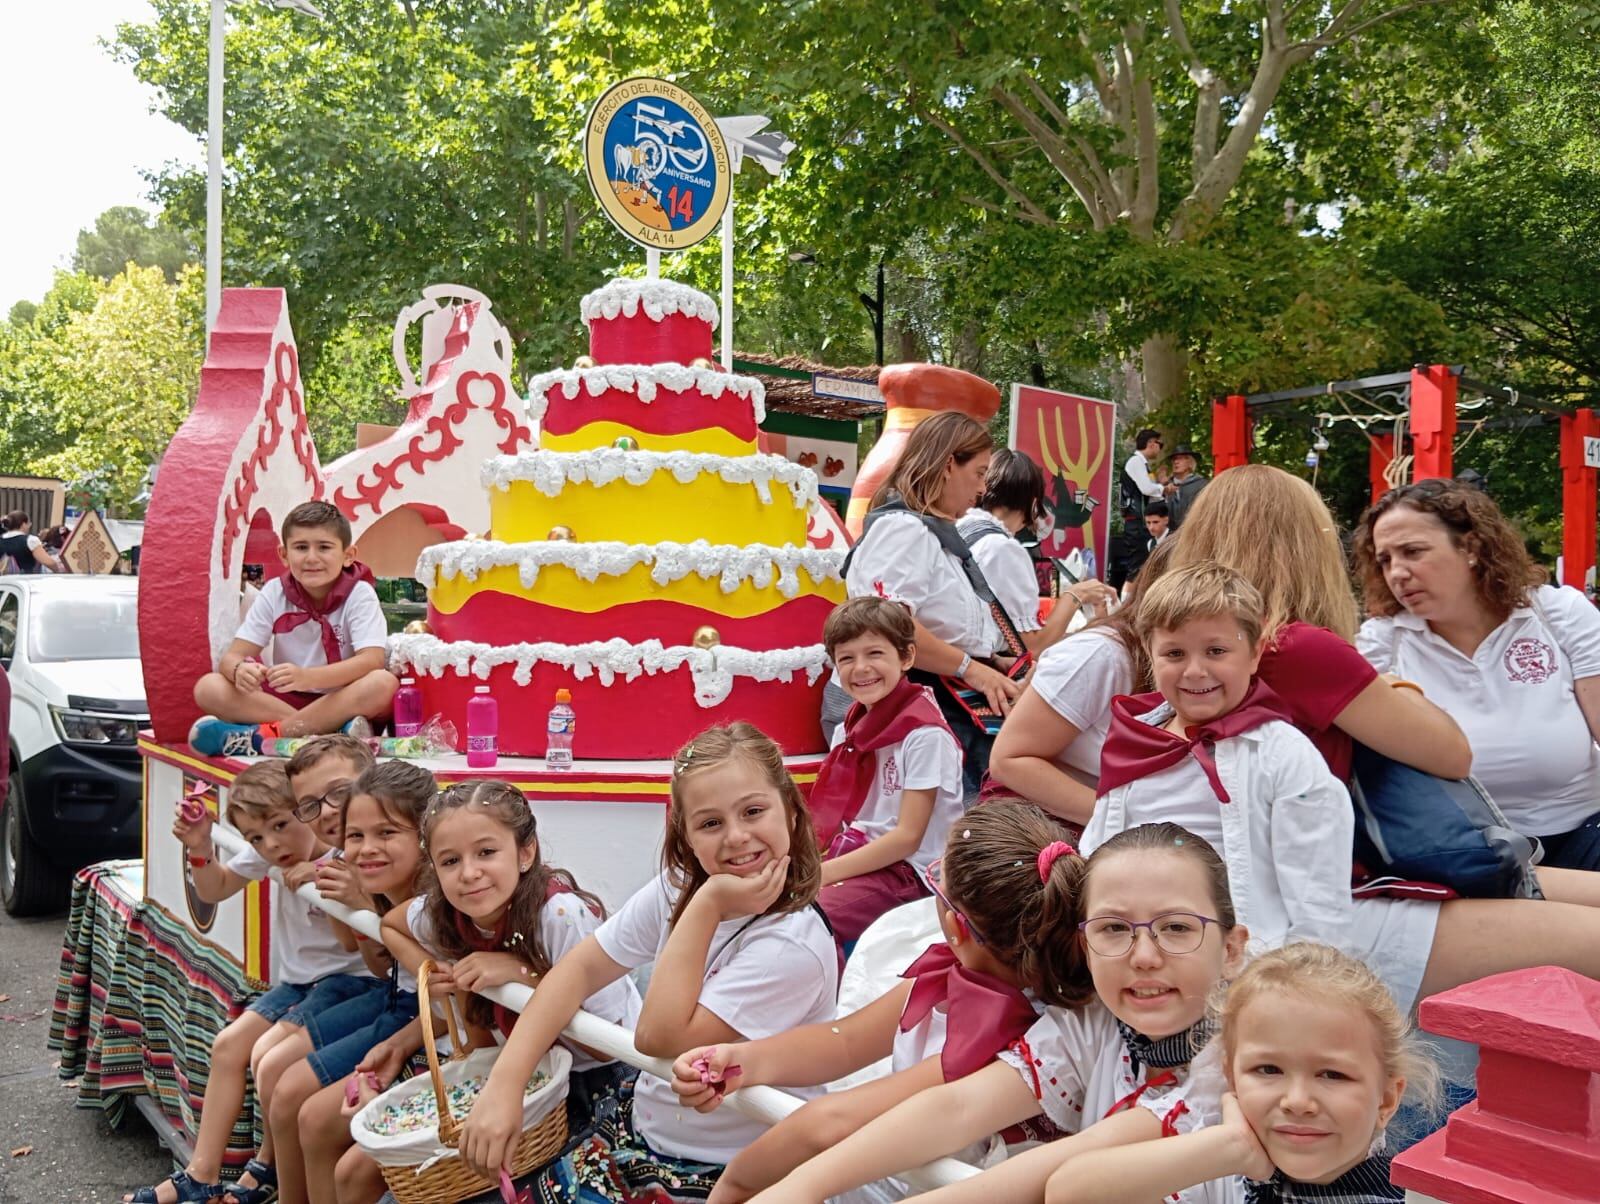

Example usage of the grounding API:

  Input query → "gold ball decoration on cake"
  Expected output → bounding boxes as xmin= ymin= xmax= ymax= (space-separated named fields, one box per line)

xmin=691 ymin=357 xmax=715 ymax=370
xmin=612 ymin=435 xmax=640 ymax=451
xmin=692 ymin=625 xmax=722 ymax=649
xmin=573 ymin=355 xmax=596 ymax=369
xmin=403 ymin=619 xmax=433 ymax=636
xmin=547 ymin=525 xmax=576 ymax=541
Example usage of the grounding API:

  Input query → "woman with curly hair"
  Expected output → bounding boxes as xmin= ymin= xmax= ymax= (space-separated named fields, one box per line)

xmin=1353 ymin=477 xmax=1600 ymax=869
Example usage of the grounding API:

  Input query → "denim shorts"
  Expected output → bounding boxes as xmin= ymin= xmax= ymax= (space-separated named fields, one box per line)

xmin=304 ymin=979 xmax=419 ymax=1087
xmin=281 ymin=972 xmax=380 ymax=1026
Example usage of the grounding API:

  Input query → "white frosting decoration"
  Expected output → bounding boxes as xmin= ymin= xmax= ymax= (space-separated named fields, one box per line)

xmin=416 ymin=538 xmax=844 ymax=596
xmin=527 ymin=363 xmax=766 ymax=425
xmin=482 ymin=449 xmax=819 ymax=509
xmin=389 ymin=633 xmax=827 ymax=709
xmin=580 ymin=279 xmax=720 ymax=331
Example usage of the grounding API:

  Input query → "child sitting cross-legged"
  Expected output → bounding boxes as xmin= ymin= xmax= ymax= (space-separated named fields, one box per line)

xmin=191 ymin=500 xmax=398 ymax=756
xmin=813 ymin=596 xmax=965 ymax=946
xmin=671 ymin=801 xmax=1088 ymax=1204
xmin=124 ymin=760 xmax=376 ymax=1204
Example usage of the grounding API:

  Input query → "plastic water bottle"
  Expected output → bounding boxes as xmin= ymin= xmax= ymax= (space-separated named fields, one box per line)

xmin=545 ymin=689 xmax=575 ymax=771
xmin=393 ymin=677 xmax=423 ymax=737
xmin=466 ymin=685 xmax=499 ymax=768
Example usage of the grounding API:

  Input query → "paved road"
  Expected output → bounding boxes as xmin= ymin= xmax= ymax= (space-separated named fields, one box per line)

xmin=0 ymin=903 xmax=170 ymax=1204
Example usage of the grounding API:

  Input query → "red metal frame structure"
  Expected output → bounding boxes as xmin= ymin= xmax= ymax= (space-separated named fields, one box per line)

xmin=1212 ymin=364 xmax=1599 ymax=592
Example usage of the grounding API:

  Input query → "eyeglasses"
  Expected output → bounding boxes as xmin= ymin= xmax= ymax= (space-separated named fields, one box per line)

xmin=1077 ymin=912 xmax=1220 ymax=958
xmin=293 ymin=780 xmax=353 ymax=824
xmin=926 ymin=858 xmax=985 ymax=945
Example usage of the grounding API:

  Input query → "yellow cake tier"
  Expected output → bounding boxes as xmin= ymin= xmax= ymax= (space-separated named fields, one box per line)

xmin=539 ymin=420 xmax=753 ymax=458
xmin=429 ymin=558 xmax=844 ymax=617
xmin=482 ymin=451 xmax=818 ymax=546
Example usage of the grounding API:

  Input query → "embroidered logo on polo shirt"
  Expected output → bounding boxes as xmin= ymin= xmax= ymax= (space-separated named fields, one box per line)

xmin=882 ymin=752 xmax=902 ymax=796
xmin=1504 ymin=637 xmax=1558 ymax=684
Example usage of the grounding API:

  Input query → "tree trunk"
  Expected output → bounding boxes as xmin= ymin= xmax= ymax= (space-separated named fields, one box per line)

xmin=1138 ymin=332 xmax=1187 ymax=411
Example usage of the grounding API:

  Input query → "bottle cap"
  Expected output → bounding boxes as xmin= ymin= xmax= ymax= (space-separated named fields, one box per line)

xmin=474 ymin=685 xmax=491 ymax=694
xmin=555 ymin=688 xmax=572 ymax=703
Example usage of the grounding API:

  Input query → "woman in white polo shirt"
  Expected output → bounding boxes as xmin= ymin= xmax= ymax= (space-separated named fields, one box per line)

xmin=845 ymin=412 xmax=1023 ymax=791
xmin=1354 ymin=477 xmax=1600 ymax=869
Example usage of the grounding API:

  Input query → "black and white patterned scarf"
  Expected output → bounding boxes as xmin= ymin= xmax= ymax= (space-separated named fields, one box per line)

xmin=1114 ymin=1016 xmax=1215 ymax=1073
xmin=1242 ymin=1155 xmax=1402 ymax=1203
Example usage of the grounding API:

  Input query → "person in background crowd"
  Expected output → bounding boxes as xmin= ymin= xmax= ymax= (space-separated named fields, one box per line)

xmin=957 ymin=449 xmax=1117 ymax=655
xmin=1143 ymin=501 xmax=1171 ymax=551
xmin=1164 ymin=446 xmax=1209 ymax=529
xmin=1109 ymin=429 xmax=1164 ymax=592
xmin=0 ymin=511 xmax=63 ymax=574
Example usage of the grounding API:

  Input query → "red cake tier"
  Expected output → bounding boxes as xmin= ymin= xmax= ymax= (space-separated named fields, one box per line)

xmin=579 ymin=279 xmax=718 ymax=367
xmin=411 ymin=664 xmax=825 ymax=759
xmin=426 ymin=591 xmax=836 ymax=651
xmin=535 ymin=373 xmax=758 ymax=445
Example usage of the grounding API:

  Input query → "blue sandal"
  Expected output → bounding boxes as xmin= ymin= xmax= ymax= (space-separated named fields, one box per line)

xmin=124 ymin=1170 xmax=226 ymax=1203
xmin=223 ymin=1160 xmax=278 ymax=1204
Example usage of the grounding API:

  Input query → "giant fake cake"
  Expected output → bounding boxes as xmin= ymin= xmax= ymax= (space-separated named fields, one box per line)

xmin=389 ymin=279 xmax=845 ymax=759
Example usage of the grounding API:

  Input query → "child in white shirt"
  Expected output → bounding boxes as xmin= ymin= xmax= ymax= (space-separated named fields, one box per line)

xmin=191 ymin=500 xmax=397 ymax=754
xmin=813 ymin=596 xmax=965 ymax=945
xmin=458 ymin=723 xmax=840 ymax=1200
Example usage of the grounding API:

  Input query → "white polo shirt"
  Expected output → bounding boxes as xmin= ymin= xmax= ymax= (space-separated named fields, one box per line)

xmin=1357 ymin=584 xmax=1600 ymax=836
xmin=1027 ymin=628 xmax=1134 ymax=781
xmin=847 ymin=510 xmax=1000 ymax=657
xmin=956 ymin=510 xmax=1043 ymax=634
xmin=235 ymin=577 xmax=388 ymax=691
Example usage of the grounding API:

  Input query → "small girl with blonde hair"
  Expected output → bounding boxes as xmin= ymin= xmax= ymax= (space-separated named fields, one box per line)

xmin=459 ymin=723 xmax=839 ymax=1201
xmin=1047 ymin=942 xmax=1439 ymax=1203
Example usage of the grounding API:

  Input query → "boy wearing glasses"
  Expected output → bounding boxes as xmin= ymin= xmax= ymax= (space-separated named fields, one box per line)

xmin=810 ymin=596 xmax=965 ymax=946
xmin=145 ymin=760 xmax=376 ymax=1204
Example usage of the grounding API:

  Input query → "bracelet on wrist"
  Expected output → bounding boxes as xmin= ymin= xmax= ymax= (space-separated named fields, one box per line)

xmin=1390 ymin=679 xmax=1425 ymax=696
xmin=188 ymin=853 xmax=211 ymax=869
xmin=955 ymin=652 xmax=973 ymax=680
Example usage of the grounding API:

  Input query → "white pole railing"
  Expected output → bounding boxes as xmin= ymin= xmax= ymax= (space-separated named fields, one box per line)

xmin=207 ymin=825 xmax=977 ymax=1191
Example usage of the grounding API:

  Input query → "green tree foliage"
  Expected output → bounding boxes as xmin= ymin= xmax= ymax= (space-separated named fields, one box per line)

xmin=29 ymin=264 xmax=205 ymax=511
xmin=73 ymin=205 xmax=194 ymax=283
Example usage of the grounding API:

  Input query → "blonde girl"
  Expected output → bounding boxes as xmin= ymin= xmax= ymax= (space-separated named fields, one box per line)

xmin=671 ymin=802 xmax=1093 ymax=1203
xmin=1049 ymin=943 xmax=1438 ymax=1203
xmin=750 ymin=823 xmax=1246 ymax=1204
xmin=458 ymin=723 xmax=839 ymax=1202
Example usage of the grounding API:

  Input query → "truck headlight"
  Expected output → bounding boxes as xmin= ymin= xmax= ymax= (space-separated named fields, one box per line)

xmin=49 ymin=706 xmax=143 ymax=746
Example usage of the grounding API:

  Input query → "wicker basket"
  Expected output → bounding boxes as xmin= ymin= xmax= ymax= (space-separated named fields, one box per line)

xmin=370 ymin=959 xmax=570 ymax=1204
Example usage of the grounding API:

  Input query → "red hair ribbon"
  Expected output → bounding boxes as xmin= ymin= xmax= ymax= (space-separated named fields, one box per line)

xmin=1037 ymin=840 xmax=1076 ymax=882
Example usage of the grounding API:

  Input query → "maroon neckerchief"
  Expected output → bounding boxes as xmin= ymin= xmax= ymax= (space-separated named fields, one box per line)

xmin=451 ymin=880 xmax=581 ymax=1040
xmin=272 ymin=562 xmax=376 ymax=664
xmin=898 ymin=942 xmax=1040 ymax=1082
xmin=809 ymin=676 xmax=953 ymax=845
xmin=1096 ymin=680 xmax=1294 ymax=803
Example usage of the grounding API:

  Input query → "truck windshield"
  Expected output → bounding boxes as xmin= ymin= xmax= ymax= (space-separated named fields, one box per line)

xmin=30 ymin=587 xmax=142 ymax=662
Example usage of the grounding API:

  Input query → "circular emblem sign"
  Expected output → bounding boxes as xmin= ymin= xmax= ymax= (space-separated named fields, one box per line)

xmin=585 ymin=77 xmax=731 ymax=252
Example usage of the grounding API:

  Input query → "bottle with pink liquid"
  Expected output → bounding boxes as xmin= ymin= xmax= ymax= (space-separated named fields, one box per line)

xmin=466 ymin=685 xmax=499 ymax=768
xmin=393 ymin=677 xmax=423 ymax=737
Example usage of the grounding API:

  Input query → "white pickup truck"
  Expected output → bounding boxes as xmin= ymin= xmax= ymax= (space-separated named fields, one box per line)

xmin=1 ymin=574 xmax=146 ymax=914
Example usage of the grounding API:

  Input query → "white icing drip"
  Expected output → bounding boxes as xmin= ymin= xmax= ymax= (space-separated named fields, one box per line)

xmin=389 ymin=634 xmax=827 ymax=709
xmin=416 ymin=538 xmax=844 ymax=596
xmin=481 ymin=450 xmax=819 ymax=509
xmin=579 ymin=279 xmax=720 ymax=330
xmin=526 ymin=363 xmax=766 ymax=425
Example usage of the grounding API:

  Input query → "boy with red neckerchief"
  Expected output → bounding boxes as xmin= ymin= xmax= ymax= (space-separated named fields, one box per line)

xmin=191 ymin=501 xmax=398 ymax=756
xmin=811 ymin=596 xmax=965 ymax=946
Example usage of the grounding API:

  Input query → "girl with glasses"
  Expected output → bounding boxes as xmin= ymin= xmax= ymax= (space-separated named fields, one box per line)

xmin=749 ymin=822 xmax=1245 ymax=1204
xmin=670 ymin=802 xmax=1089 ymax=1203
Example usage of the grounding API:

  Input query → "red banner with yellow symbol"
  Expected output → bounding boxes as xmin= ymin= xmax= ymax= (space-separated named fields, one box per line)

xmin=1008 ymin=384 xmax=1115 ymax=578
